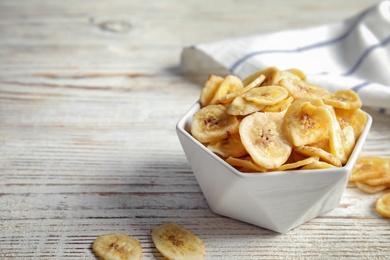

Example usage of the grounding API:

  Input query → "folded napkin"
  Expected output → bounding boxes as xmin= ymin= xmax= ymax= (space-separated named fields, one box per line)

xmin=181 ymin=1 xmax=390 ymax=113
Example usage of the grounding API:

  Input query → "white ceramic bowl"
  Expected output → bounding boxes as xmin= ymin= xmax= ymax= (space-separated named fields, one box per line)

xmin=176 ymin=102 xmax=372 ymax=233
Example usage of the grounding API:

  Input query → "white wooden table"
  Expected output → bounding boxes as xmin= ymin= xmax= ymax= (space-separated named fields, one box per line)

xmin=1 ymin=0 xmax=389 ymax=259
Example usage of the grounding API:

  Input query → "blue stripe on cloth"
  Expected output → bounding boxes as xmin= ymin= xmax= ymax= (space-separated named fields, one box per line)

xmin=351 ymin=81 xmax=370 ymax=92
xmin=229 ymin=7 xmax=373 ymax=73
xmin=343 ymin=34 xmax=390 ymax=76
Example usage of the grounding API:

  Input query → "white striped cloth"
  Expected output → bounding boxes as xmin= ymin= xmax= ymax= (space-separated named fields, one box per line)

xmin=181 ymin=1 xmax=390 ymax=113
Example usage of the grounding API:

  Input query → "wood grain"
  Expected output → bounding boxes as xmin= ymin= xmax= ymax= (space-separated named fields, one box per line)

xmin=0 ymin=0 xmax=389 ymax=259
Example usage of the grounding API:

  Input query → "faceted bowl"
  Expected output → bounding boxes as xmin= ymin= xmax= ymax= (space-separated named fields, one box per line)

xmin=176 ymin=102 xmax=372 ymax=233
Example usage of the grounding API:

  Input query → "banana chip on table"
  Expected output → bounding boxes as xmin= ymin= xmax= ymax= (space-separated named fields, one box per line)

xmin=151 ymin=222 xmax=205 ymax=260
xmin=348 ymin=156 xmax=390 ymax=193
xmin=349 ymin=156 xmax=389 ymax=183
xmin=93 ymin=233 xmax=142 ymax=260
xmin=190 ymin=66 xmax=367 ymax=173
xmin=347 ymin=156 xmax=390 ymax=219
xmin=376 ymin=192 xmax=390 ymax=218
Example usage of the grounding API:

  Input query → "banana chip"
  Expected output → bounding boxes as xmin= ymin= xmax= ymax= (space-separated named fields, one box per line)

xmin=349 ymin=156 xmax=390 ymax=198
xmin=244 ymin=85 xmax=289 ymax=106
xmin=355 ymin=182 xmax=388 ymax=194
xmin=225 ymin=156 xmax=267 ymax=172
xmin=376 ymin=192 xmax=390 ymax=218
xmin=274 ymin=156 xmax=318 ymax=171
xmin=200 ymin=75 xmax=224 ymax=107
xmin=323 ymin=89 xmax=362 ymax=110
xmin=301 ymin=160 xmax=336 ymax=170
xmin=227 ymin=96 xmax=265 ymax=116
xmin=207 ymin=133 xmax=248 ymax=158
xmin=262 ymin=96 xmax=294 ymax=112
xmin=93 ymin=233 xmax=142 ymax=260
xmin=209 ymin=75 xmax=243 ymax=105
xmin=279 ymin=78 xmax=331 ymax=99
xmin=349 ymin=157 xmax=388 ymax=182
xmin=326 ymin=105 xmax=350 ymax=164
xmin=294 ymin=145 xmax=342 ymax=167
xmin=286 ymin=68 xmax=307 ymax=81
xmin=334 ymin=108 xmax=367 ymax=139
xmin=151 ymin=222 xmax=205 ymax=260
xmin=242 ymin=66 xmax=279 ymax=86
xmin=283 ymin=98 xmax=330 ymax=147
xmin=191 ymin=104 xmax=239 ymax=143
xmin=240 ymin=112 xmax=292 ymax=169
xmin=221 ymin=74 xmax=265 ymax=103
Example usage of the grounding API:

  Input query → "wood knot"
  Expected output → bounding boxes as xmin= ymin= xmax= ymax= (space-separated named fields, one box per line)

xmin=98 ymin=20 xmax=132 ymax=33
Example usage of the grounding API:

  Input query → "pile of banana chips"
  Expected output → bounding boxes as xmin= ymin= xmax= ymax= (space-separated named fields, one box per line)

xmin=191 ymin=67 xmax=367 ymax=172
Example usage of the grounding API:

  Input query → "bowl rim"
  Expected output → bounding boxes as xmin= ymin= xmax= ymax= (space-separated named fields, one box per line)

xmin=176 ymin=101 xmax=373 ymax=179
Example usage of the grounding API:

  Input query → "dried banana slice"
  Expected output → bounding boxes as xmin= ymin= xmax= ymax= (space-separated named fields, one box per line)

xmin=283 ymin=98 xmax=330 ymax=147
xmin=323 ymin=89 xmax=362 ymax=110
xmin=355 ymin=182 xmax=388 ymax=194
xmin=209 ymin=75 xmax=243 ymax=105
xmin=362 ymin=158 xmax=390 ymax=186
xmin=276 ymin=70 xmax=301 ymax=82
xmin=341 ymin=125 xmax=356 ymax=163
xmin=242 ymin=66 xmax=279 ymax=87
xmin=239 ymin=112 xmax=292 ymax=169
xmin=220 ymin=74 xmax=265 ymax=103
xmin=289 ymin=150 xmax=309 ymax=163
xmin=244 ymin=85 xmax=289 ymax=106
xmin=262 ymin=96 xmax=294 ymax=112
xmin=364 ymin=176 xmax=390 ymax=186
xmin=349 ymin=156 xmax=388 ymax=182
xmin=334 ymin=108 xmax=367 ymax=139
xmin=274 ymin=156 xmax=319 ymax=171
xmin=301 ymin=160 xmax=337 ymax=170
xmin=310 ymin=138 xmax=331 ymax=153
xmin=285 ymin=68 xmax=307 ymax=81
xmin=200 ymin=75 xmax=224 ymax=107
xmin=225 ymin=156 xmax=267 ymax=172
xmin=207 ymin=133 xmax=248 ymax=158
xmin=376 ymin=192 xmax=390 ymax=218
xmin=279 ymin=78 xmax=331 ymax=99
xmin=294 ymin=145 xmax=342 ymax=167
xmin=191 ymin=104 xmax=239 ymax=143
xmin=92 ymin=233 xmax=142 ymax=260
xmin=326 ymin=106 xmax=349 ymax=164
xmin=151 ymin=222 xmax=205 ymax=260
xmin=226 ymin=96 xmax=265 ymax=116
xmin=261 ymin=68 xmax=281 ymax=86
